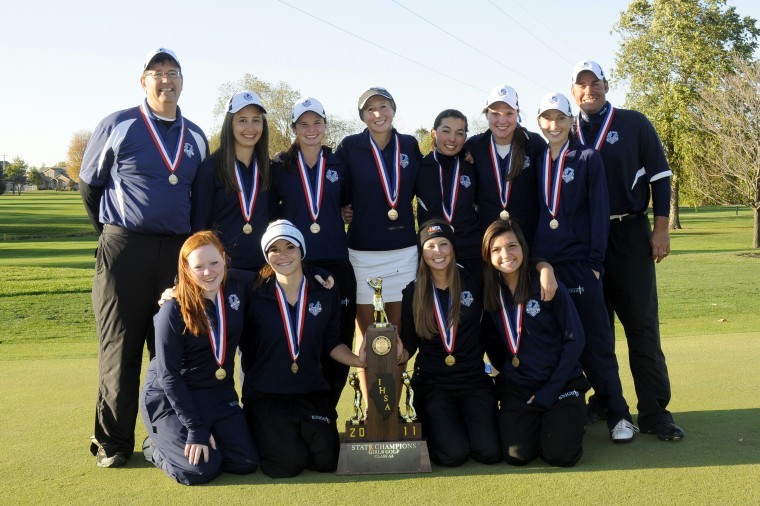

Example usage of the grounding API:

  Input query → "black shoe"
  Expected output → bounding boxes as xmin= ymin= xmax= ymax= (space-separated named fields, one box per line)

xmin=646 ymin=420 xmax=685 ymax=441
xmin=585 ymin=395 xmax=606 ymax=426
xmin=95 ymin=446 xmax=127 ymax=468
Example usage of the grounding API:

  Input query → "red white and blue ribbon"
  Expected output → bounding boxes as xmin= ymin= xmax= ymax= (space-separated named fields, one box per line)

xmin=139 ymin=102 xmax=185 ymax=180
xmin=206 ymin=286 xmax=227 ymax=369
xmin=542 ymin=141 xmax=570 ymax=220
xmin=498 ymin=289 xmax=523 ymax=358
xmin=432 ymin=283 xmax=457 ymax=355
xmin=369 ymin=134 xmax=401 ymax=210
xmin=233 ymin=159 xmax=260 ymax=224
xmin=275 ymin=277 xmax=308 ymax=363
xmin=434 ymin=151 xmax=460 ymax=224
xmin=489 ymin=134 xmax=513 ymax=211
xmin=297 ymin=150 xmax=325 ymax=223
xmin=576 ymin=104 xmax=615 ymax=151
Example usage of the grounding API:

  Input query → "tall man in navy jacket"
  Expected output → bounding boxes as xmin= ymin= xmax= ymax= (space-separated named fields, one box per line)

xmin=571 ymin=60 xmax=683 ymax=441
xmin=79 ymin=48 xmax=209 ymax=467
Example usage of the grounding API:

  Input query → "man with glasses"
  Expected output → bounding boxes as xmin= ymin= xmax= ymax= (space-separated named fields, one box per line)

xmin=79 ymin=48 xmax=209 ymax=467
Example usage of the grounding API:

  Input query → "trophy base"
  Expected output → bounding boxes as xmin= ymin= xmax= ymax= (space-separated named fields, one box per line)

xmin=335 ymin=439 xmax=431 ymax=475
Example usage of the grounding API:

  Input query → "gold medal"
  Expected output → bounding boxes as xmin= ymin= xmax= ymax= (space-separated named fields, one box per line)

xmin=310 ymin=222 xmax=321 ymax=234
xmin=549 ymin=219 xmax=559 ymax=230
xmin=243 ymin=223 xmax=253 ymax=234
xmin=291 ymin=362 xmax=299 ymax=374
xmin=511 ymin=355 xmax=520 ymax=368
xmin=168 ymin=173 xmax=179 ymax=185
xmin=215 ymin=367 xmax=226 ymax=380
xmin=500 ymin=210 xmax=509 ymax=220
xmin=388 ymin=208 xmax=399 ymax=221
xmin=445 ymin=354 xmax=456 ymax=366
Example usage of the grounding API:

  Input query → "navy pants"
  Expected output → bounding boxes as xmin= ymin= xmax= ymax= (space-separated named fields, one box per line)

xmin=553 ymin=262 xmax=631 ymax=430
xmin=605 ymin=214 xmax=673 ymax=430
xmin=91 ymin=225 xmax=185 ymax=458
xmin=498 ymin=379 xmax=587 ymax=467
xmin=415 ymin=384 xmax=501 ymax=467
xmin=141 ymin=392 xmax=259 ymax=485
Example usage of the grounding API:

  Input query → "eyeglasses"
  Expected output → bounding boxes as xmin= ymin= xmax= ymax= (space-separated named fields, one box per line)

xmin=144 ymin=70 xmax=181 ymax=80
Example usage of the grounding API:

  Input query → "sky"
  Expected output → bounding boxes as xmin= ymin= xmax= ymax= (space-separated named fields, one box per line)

xmin=2 ymin=0 xmax=759 ymax=168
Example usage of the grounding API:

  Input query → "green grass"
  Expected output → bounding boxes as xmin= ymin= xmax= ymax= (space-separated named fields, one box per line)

xmin=0 ymin=192 xmax=758 ymax=504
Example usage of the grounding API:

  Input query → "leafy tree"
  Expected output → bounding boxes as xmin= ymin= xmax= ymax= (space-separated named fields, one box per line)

xmin=688 ymin=56 xmax=760 ymax=248
xmin=0 ymin=160 xmax=7 ymax=195
xmin=613 ymin=0 xmax=758 ymax=228
xmin=66 ymin=130 xmax=91 ymax=183
xmin=5 ymin=157 xmax=28 ymax=195
xmin=27 ymin=168 xmax=44 ymax=188
xmin=324 ymin=114 xmax=363 ymax=149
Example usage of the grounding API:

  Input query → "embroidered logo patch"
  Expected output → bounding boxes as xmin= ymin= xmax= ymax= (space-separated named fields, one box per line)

xmin=606 ymin=131 xmax=619 ymax=145
xmin=562 ymin=167 xmax=575 ymax=183
xmin=460 ymin=174 xmax=471 ymax=188
xmin=184 ymin=142 xmax=195 ymax=158
xmin=326 ymin=169 xmax=339 ymax=183
xmin=461 ymin=291 xmax=474 ymax=307
xmin=228 ymin=293 xmax=241 ymax=311
xmin=400 ymin=153 xmax=409 ymax=168
xmin=526 ymin=299 xmax=540 ymax=317
xmin=308 ymin=301 xmax=322 ymax=316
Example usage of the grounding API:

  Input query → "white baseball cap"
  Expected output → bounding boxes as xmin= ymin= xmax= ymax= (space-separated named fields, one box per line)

xmin=486 ymin=85 xmax=519 ymax=110
xmin=357 ymin=86 xmax=396 ymax=119
xmin=143 ymin=47 xmax=180 ymax=70
xmin=227 ymin=91 xmax=267 ymax=114
xmin=292 ymin=97 xmax=326 ymax=124
xmin=261 ymin=219 xmax=306 ymax=259
xmin=537 ymin=92 xmax=573 ymax=117
xmin=572 ymin=60 xmax=606 ymax=83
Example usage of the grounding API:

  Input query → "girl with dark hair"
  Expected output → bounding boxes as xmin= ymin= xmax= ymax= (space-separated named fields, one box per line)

xmin=464 ymin=85 xmax=546 ymax=247
xmin=240 ymin=220 xmax=367 ymax=478
xmin=271 ymin=97 xmax=357 ymax=408
xmin=140 ymin=231 xmax=259 ymax=485
xmin=191 ymin=91 xmax=272 ymax=271
xmin=532 ymin=92 xmax=635 ymax=443
xmin=416 ymin=110 xmax=482 ymax=284
xmin=399 ymin=219 xmax=501 ymax=467
xmin=481 ymin=219 xmax=589 ymax=467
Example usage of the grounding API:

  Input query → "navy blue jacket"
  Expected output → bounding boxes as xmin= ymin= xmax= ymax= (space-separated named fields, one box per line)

xmin=483 ymin=278 xmax=584 ymax=408
xmin=240 ymin=270 xmax=342 ymax=396
xmin=271 ymin=147 xmax=349 ymax=263
xmin=191 ymin=151 xmax=272 ymax=271
xmin=142 ymin=269 xmax=256 ymax=445
xmin=577 ymin=102 xmax=672 ymax=217
xmin=80 ymin=101 xmax=208 ymax=234
xmin=401 ymin=268 xmax=492 ymax=390
xmin=416 ymin=151 xmax=480 ymax=261
xmin=532 ymin=138 xmax=609 ymax=274
xmin=465 ymin=129 xmax=546 ymax=247
xmin=334 ymin=128 xmax=422 ymax=251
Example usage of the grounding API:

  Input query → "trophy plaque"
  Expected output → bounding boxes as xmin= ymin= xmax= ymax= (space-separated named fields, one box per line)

xmin=336 ymin=277 xmax=431 ymax=475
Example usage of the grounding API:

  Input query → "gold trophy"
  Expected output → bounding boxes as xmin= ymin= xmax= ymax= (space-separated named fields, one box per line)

xmin=336 ymin=277 xmax=430 ymax=475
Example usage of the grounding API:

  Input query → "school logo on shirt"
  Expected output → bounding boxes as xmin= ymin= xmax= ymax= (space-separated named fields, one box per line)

xmin=524 ymin=156 xmax=531 ymax=168
xmin=459 ymin=175 xmax=471 ymax=188
xmin=568 ymin=285 xmax=585 ymax=295
xmin=228 ymin=293 xmax=241 ymax=311
xmin=400 ymin=153 xmax=409 ymax=168
xmin=308 ymin=301 xmax=322 ymax=316
xmin=526 ymin=299 xmax=541 ymax=317
xmin=326 ymin=169 xmax=339 ymax=183
xmin=184 ymin=142 xmax=195 ymax=158
xmin=606 ymin=131 xmax=619 ymax=145
xmin=562 ymin=167 xmax=575 ymax=183
xmin=461 ymin=291 xmax=474 ymax=307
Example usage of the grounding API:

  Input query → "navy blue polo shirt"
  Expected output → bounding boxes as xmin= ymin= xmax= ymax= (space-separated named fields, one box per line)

xmin=335 ymin=128 xmax=422 ymax=251
xmin=80 ymin=101 xmax=209 ymax=234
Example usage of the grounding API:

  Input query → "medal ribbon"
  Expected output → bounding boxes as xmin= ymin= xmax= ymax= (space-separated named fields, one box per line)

xmin=431 ymin=283 xmax=457 ymax=355
xmin=498 ymin=288 xmax=523 ymax=358
xmin=297 ymin=150 xmax=325 ymax=223
xmin=233 ymin=159 xmax=260 ymax=224
xmin=576 ymin=104 xmax=615 ymax=152
xmin=488 ymin=134 xmax=513 ymax=211
xmin=369 ymin=134 xmax=401 ymax=209
xmin=434 ymin=151 xmax=460 ymax=224
xmin=542 ymin=141 xmax=570 ymax=220
xmin=139 ymin=102 xmax=185 ymax=179
xmin=274 ymin=277 xmax=308 ymax=363
xmin=206 ymin=286 xmax=227 ymax=369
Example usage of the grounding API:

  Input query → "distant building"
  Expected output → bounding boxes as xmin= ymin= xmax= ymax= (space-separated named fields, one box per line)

xmin=41 ymin=167 xmax=76 ymax=190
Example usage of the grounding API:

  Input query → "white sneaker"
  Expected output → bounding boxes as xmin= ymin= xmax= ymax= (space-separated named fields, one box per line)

xmin=610 ymin=419 xmax=639 ymax=443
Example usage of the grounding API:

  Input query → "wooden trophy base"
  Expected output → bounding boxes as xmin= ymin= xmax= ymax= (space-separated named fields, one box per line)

xmin=336 ymin=422 xmax=431 ymax=475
